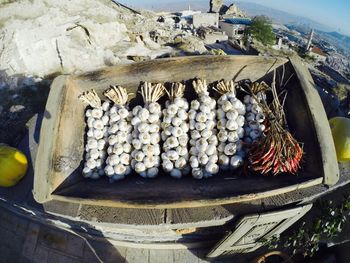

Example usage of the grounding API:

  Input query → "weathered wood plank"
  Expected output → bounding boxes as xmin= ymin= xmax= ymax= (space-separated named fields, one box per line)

xmin=52 ymin=177 xmax=322 ymax=208
xmin=33 ymin=75 xmax=68 ymax=203
xmin=149 ymin=249 xmax=174 ymax=263
xmin=196 ymin=251 xmax=212 ymax=263
xmin=77 ymin=205 xmax=165 ymax=225
xmin=43 ymin=200 xmax=80 ymax=218
xmin=125 ymin=248 xmax=149 ymax=263
xmin=289 ymin=57 xmax=339 ymax=185
xmin=166 ymin=206 xmax=233 ymax=226
xmin=173 ymin=249 xmax=199 ymax=263
xmin=86 ymin=239 xmax=127 ymax=263
xmin=74 ymin=55 xmax=288 ymax=92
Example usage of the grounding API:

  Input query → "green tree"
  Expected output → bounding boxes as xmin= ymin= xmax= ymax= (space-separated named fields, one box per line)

xmin=245 ymin=16 xmax=275 ymax=45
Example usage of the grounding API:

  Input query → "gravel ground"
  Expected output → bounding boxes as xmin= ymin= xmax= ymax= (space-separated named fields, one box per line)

xmin=0 ymin=74 xmax=52 ymax=145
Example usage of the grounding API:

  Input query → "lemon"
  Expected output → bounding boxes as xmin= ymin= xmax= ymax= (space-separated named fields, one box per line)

xmin=0 ymin=145 xmax=28 ymax=187
xmin=329 ymin=117 xmax=350 ymax=163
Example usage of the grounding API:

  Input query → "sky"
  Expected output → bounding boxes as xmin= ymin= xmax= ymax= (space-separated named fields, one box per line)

xmin=122 ymin=0 xmax=350 ymax=36
xmin=240 ymin=0 xmax=350 ymax=35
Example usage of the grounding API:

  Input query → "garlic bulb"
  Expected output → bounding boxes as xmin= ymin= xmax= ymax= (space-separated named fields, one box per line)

xmin=214 ymin=80 xmax=245 ymax=170
xmin=243 ymin=91 xmax=266 ymax=144
xmin=103 ymin=86 xmax=133 ymax=182
xmin=161 ymin=82 xmax=190 ymax=178
xmin=130 ymin=82 xmax=165 ymax=178
xmin=79 ymin=90 xmax=110 ymax=179
xmin=189 ymin=79 xmax=219 ymax=179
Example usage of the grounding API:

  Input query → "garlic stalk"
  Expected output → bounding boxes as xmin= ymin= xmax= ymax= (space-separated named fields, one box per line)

xmin=103 ymin=86 xmax=133 ymax=182
xmin=214 ymin=80 xmax=246 ymax=170
xmin=161 ymin=82 xmax=190 ymax=178
xmin=79 ymin=90 xmax=110 ymax=179
xmin=189 ymin=79 xmax=219 ymax=179
xmin=130 ymin=82 xmax=165 ymax=178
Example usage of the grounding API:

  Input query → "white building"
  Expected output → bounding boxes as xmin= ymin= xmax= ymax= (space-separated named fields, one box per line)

xmin=197 ymin=27 xmax=228 ymax=44
xmin=176 ymin=5 xmax=201 ymax=19
xmin=181 ymin=9 xmax=201 ymax=18
xmin=218 ymin=17 xmax=251 ymax=39
xmin=192 ymin=13 xmax=219 ymax=28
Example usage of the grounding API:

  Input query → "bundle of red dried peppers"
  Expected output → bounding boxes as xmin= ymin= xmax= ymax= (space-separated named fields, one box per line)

xmin=244 ymin=71 xmax=303 ymax=175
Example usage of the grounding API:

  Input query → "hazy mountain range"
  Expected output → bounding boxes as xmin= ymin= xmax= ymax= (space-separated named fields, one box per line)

xmin=235 ymin=2 xmax=335 ymax=32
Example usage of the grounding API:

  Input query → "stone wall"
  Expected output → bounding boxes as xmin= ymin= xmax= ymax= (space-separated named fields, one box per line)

xmin=219 ymin=21 xmax=247 ymax=39
xmin=192 ymin=13 xmax=219 ymax=28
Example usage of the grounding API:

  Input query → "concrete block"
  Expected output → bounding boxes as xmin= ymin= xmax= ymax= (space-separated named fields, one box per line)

xmin=37 ymin=226 xmax=68 ymax=252
xmin=65 ymin=234 xmax=85 ymax=258
xmin=32 ymin=244 xmax=49 ymax=263
xmin=22 ymin=222 xmax=40 ymax=259
xmin=48 ymin=251 xmax=80 ymax=263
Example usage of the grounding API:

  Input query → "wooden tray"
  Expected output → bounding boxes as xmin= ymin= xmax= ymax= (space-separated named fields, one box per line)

xmin=33 ymin=55 xmax=339 ymax=208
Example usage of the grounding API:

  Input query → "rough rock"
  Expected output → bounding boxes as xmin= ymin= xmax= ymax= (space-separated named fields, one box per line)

xmin=209 ymin=0 xmax=223 ymax=13
xmin=128 ymin=55 xmax=151 ymax=62
xmin=177 ymin=37 xmax=207 ymax=54
xmin=9 ymin=105 xmax=25 ymax=113
xmin=0 ymin=0 xmax=180 ymax=77
xmin=223 ymin=4 xmax=246 ymax=17
xmin=0 ymin=0 xmax=131 ymax=76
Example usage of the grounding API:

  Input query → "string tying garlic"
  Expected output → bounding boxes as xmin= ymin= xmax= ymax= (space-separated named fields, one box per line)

xmin=242 ymin=81 xmax=267 ymax=145
xmin=161 ymin=82 xmax=190 ymax=178
xmin=79 ymin=90 xmax=110 ymax=179
xmin=189 ymin=79 xmax=219 ymax=179
xmin=130 ymin=82 xmax=165 ymax=178
xmin=103 ymin=86 xmax=133 ymax=182
xmin=214 ymin=80 xmax=245 ymax=170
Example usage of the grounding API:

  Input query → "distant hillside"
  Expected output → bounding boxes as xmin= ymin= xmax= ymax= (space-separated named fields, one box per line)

xmin=285 ymin=23 xmax=350 ymax=57
xmin=235 ymin=2 xmax=334 ymax=32
xmin=318 ymin=31 xmax=350 ymax=57
xmin=326 ymin=31 xmax=350 ymax=44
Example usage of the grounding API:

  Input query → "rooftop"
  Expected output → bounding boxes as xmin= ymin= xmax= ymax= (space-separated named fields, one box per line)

xmin=310 ymin=46 xmax=327 ymax=57
xmin=223 ymin=17 xmax=252 ymax=25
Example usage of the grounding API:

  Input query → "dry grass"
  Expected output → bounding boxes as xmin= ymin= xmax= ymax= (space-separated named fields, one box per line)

xmin=333 ymin=84 xmax=350 ymax=101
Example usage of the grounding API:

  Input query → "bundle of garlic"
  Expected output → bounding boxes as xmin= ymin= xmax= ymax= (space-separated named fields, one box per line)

xmin=214 ymin=80 xmax=246 ymax=170
xmin=79 ymin=90 xmax=110 ymax=179
xmin=242 ymin=81 xmax=268 ymax=145
xmin=161 ymin=82 xmax=190 ymax=178
xmin=189 ymin=79 xmax=219 ymax=179
xmin=130 ymin=82 xmax=165 ymax=178
xmin=103 ymin=86 xmax=133 ymax=182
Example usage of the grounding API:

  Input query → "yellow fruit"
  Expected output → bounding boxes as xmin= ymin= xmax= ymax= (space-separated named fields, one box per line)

xmin=0 ymin=145 xmax=28 ymax=187
xmin=329 ymin=117 xmax=350 ymax=163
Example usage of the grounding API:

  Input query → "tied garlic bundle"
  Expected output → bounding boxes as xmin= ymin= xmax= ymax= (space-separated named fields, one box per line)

xmin=130 ymin=82 xmax=165 ymax=178
xmin=161 ymin=82 xmax=190 ymax=178
xmin=103 ymin=86 xmax=133 ymax=182
xmin=214 ymin=80 xmax=246 ymax=170
xmin=189 ymin=79 xmax=219 ymax=179
xmin=243 ymin=82 xmax=267 ymax=144
xmin=79 ymin=90 xmax=110 ymax=179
